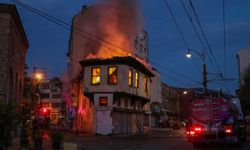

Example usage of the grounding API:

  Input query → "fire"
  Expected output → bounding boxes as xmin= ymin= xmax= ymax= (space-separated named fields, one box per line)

xmin=95 ymin=3 xmax=138 ymax=58
xmin=64 ymin=0 xmax=144 ymax=132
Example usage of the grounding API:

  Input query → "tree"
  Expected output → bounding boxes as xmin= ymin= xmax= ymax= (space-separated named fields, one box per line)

xmin=239 ymin=67 xmax=250 ymax=116
xmin=0 ymin=101 xmax=20 ymax=150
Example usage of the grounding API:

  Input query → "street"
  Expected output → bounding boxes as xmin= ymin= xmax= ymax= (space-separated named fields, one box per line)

xmin=60 ymin=129 xmax=250 ymax=150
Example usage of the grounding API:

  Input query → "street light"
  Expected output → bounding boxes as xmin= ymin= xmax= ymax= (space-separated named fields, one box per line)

xmin=35 ymin=73 xmax=43 ymax=81
xmin=186 ymin=49 xmax=207 ymax=95
xmin=183 ymin=91 xmax=188 ymax=95
xmin=186 ymin=52 xmax=192 ymax=58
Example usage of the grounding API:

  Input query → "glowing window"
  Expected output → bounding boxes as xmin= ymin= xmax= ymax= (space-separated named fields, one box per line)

xmin=108 ymin=66 xmax=118 ymax=84
xmin=128 ymin=69 xmax=133 ymax=86
xmin=135 ymin=71 xmax=139 ymax=88
xmin=99 ymin=97 xmax=108 ymax=106
xmin=144 ymin=76 xmax=148 ymax=92
xmin=91 ymin=67 xmax=101 ymax=85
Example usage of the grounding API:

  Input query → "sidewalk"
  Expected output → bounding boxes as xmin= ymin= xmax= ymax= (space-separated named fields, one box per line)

xmin=9 ymin=136 xmax=52 ymax=150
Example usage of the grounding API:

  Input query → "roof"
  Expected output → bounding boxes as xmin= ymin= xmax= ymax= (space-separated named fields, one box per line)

xmin=80 ymin=56 xmax=155 ymax=77
xmin=0 ymin=3 xmax=29 ymax=50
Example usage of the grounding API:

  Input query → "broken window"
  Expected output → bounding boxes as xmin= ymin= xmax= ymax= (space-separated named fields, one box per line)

xmin=108 ymin=66 xmax=118 ymax=84
xmin=91 ymin=67 xmax=101 ymax=85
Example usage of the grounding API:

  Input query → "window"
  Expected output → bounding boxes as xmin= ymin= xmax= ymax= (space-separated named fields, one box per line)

xmin=91 ymin=67 xmax=101 ymax=85
xmin=135 ymin=71 xmax=139 ymax=88
xmin=51 ymin=103 xmax=61 ymax=108
xmin=99 ymin=97 xmax=108 ymax=106
xmin=40 ymin=83 xmax=50 ymax=90
xmin=108 ymin=66 xmax=118 ymax=84
xmin=125 ymin=99 xmax=128 ymax=107
xmin=40 ymin=93 xmax=50 ymax=99
xmin=144 ymin=76 xmax=148 ymax=92
xmin=140 ymin=44 xmax=144 ymax=52
xmin=52 ymin=94 xmax=61 ymax=99
xmin=128 ymin=69 xmax=133 ymax=86
xmin=41 ymin=102 xmax=49 ymax=108
xmin=117 ymin=100 xmax=121 ymax=107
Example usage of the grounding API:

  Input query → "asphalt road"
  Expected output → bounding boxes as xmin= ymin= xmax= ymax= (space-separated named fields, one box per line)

xmin=63 ymin=129 xmax=250 ymax=150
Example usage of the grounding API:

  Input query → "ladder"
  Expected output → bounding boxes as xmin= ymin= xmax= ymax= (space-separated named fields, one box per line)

xmin=211 ymin=98 xmax=222 ymax=124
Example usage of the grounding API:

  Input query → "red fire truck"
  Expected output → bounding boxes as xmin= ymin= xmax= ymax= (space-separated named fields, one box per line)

xmin=187 ymin=97 xmax=246 ymax=147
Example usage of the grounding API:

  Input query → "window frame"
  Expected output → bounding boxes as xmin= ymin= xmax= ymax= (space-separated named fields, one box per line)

xmin=144 ymin=75 xmax=148 ymax=92
xmin=135 ymin=71 xmax=139 ymax=88
xmin=107 ymin=66 xmax=118 ymax=85
xmin=99 ymin=97 xmax=108 ymax=106
xmin=128 ymin=68 xmax=133 ymax=87
xmin=91 ymin=67 xmax=101 ymax=85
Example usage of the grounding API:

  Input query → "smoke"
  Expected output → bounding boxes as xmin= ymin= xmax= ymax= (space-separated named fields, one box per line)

xmin=69 ymin=0 xmax=144 ymax=79
xmin=61 ymin=0 xmax=144 ymax=131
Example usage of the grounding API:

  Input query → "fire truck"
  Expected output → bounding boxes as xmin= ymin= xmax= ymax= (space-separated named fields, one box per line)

xmin=186 ymin=97 xmax=246 ymax=147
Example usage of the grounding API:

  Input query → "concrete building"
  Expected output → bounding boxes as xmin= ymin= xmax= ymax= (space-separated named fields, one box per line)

xmin=146 ymin=69 xmax=162 ymax=128
xmin=80 ymin=56 xmax=154 ymax=135
xmin=134 ymin=30 xmax=149 ymax=62
xmin=66 ymin=5 xmax=161 ymax=134
xmin=161 ymin=83 xmax=180 ymax=119
xmin=38 ymin=78 xmax=63 ymax=124
xmin=237 ymin=43 xmax=250 ymax=86
xmin=0 ymin=4 xmax=29 ymax=102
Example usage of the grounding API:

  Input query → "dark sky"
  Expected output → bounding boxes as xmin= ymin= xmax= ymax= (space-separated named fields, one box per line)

xmin=3 ymin=0 xmax=250 ymax=95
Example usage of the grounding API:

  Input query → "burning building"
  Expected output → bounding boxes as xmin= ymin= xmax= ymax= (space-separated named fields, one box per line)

xmin=80 ymin=56 xmax=154 ymax=134
xmin=66 ymin=0 xmax=161 ymax=135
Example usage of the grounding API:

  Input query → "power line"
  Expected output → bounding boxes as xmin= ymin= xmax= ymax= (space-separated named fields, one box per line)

xmin=179 ymin=0 xmax=219 ymax=75
xmin=223 ymin=0 xmax=227 ymax=81
xmin=163 ymin=0 xmax=201 ymax=79
xmin=10 ymin=0 xmax=201 ymax=86
xmin=9 ymin=0 xmax=130 ymax=56
xmin=163 ymin=0 xmax=189 ymax=49
xmin=188 ymin=0 xmax=223 ymax=77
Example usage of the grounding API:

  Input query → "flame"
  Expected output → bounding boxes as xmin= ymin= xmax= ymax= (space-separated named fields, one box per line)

xmin=95 ymin=2 xmax=138 ymax=58
xmin=70 ymin=0 xmax=143 ymax=65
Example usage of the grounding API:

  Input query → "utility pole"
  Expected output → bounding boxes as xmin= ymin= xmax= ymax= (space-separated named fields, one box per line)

xmin=186 ymin=49 xmax=208 ymax=95
xmin=201 ymin=49 xmax=207 ymax=95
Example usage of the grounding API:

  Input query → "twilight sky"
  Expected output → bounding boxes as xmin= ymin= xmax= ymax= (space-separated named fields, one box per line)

xmin=3 ymin=0 xmax=250 ymax=95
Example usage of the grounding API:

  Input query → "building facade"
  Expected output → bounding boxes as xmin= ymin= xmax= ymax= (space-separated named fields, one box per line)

xmin=237 ymin=43 xmax=250 ymax=86
xmin=66 ymin=5 xmax=161 ymax=134
xmin=134 ymin=30 xmax=149 ymax=62
xmin=0 ymin=4 xmax=29 ymax=102
xmin=80 ymin=56 xmax=154 ymax=135
xmin=38 ymin=78 xmax=63 ymax=124
xmin=161 ymin=83 xmax=180 ymax=119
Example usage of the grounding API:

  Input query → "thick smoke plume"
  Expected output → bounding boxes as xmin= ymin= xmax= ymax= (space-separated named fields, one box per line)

xmin=61 ymin=1 xmax=144 ymax=131
xmin=69 ymin=0 xmax=144 ymax=79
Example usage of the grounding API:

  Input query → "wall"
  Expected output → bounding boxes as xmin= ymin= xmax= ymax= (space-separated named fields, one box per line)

xmin=84 ymin=64 xmax=151 ymax=99
xmin=93 ymin=93 xmax=113 ymax=135
xmin=0 ymin=10 xmax=27 ymax=102
xmin=238 ymin=44 xmax=250 ymax=85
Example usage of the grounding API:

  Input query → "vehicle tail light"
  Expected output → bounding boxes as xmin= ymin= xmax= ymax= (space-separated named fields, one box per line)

xmin=187 ymin=125 xmax=203 ymax=136
xmin=224 ymin=125 xmax=233 ymax=134
xmin=194 ymin=127 xmax=202 ymax=132
xmin=192 ymin=125 xmax=203 ymax=133
xmin=190 ymin=131 xmax=195 ymax=135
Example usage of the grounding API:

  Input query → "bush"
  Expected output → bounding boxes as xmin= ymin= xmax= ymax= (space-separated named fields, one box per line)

xmin=0 ymin=101 xmax=20 ymax=149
